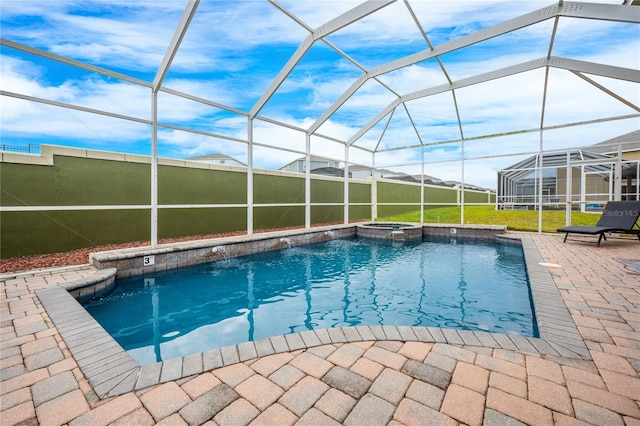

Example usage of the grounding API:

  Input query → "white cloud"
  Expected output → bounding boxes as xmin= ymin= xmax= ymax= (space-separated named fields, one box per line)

xmin=1 ymin=53 xmax=149 ymax=112
xmin=1 ymin=95 xmax=151 ymax=147
xmin=1 ymin=1 xmax=184 ymax=72
xmin=275 ymin=0 xmax=369 ymax=30
xmin=0 ymin=54 xmax=151 ymax=146
xmin=1 ymin=0 xmax=637 ymax=190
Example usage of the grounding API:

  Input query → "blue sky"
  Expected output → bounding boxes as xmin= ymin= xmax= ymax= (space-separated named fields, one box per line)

xmin=1 ymin=0 xmax=638 ymax=189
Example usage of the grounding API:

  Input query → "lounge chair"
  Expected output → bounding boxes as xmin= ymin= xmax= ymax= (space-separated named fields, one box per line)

xmin=557 ymin=201 xmax=640 ymax=247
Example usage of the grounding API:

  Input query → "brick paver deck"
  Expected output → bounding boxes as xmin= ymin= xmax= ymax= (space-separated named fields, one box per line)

xmin=1 ymin=232 xmax=639 ymax=425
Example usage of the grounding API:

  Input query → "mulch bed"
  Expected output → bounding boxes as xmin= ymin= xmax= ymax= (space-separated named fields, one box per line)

xmin=0 ymin=232 xmax=241 ymax=274
xmin=0 ymin=223 xmax=344 ymax=274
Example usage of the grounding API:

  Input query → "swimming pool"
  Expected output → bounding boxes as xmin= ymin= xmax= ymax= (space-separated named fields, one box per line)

xmin=83 ymin=237 xmax=537 ymax=365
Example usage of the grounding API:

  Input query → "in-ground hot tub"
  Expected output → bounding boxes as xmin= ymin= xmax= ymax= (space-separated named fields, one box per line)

xmin=356 ymin=222 xmax=422 ymax=240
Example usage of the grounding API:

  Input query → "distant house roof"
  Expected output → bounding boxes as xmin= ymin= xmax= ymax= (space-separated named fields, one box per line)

xmin=283 ymin=155 xmax=341 ymax=164
xmin=186 ymin=153 xmax=247 ymax=166
xmin=413 ymin=174 xmax=441 ymax=181
xmin=311 ymin=167 xmax=350 ymax=177
xmin=348 ymin=164 xmax=374 ymax=172
xmin=586 ymin=130 xmax=640 ymax=154
xmin=308 ymin=155 xmax=342 ymax=163
xmin=279 ymin=155 xmax=342 ymax=170
xmin=381 ymin=170 xmax=418 ymax=182
xmin=445 ymin=180 xmax=479 ymax=189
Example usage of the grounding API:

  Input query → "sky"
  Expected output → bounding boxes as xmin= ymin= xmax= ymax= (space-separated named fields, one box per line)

xmin=1 ymin=0 xmax=639 ymax=189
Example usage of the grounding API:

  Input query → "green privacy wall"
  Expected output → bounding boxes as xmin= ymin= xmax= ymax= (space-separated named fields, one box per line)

xmin=377 ymin=204 xmax=421 ymax=217
xmin=311 ymin=205 xmax=341 ymax=224
xmin=348 ymin=182 xmax=371 ymax=221
xmin=254 ymin=206 xmax=305 ymax=230
xmin=0 ymin=210 xmax=150 ymax=258
xmin=464 ymin=190 xmax=492 ymax=204
xmin=310 ymin=179 xmax=344 ymax=224
xmin=349 ymin=205 xmax=371 ymax=221
xmin=254 ymin=174 xmax=304 ymax=204
xmin=159 ymin=166 xmax=246 ymax=204
xmin=1 ymin=156 xmax=150 ymax=258
xmin=252 ymin=174 xmax=305 ymax=228
xmin=376 ymin=181 xmax=421 ymax=217
xmin=158 ymin=208 xmax=247 ymax=239
xmin=424 ymin=185 xmax=458 ymax=204
xmin=349 ymin=182 xmax=370 ymax=204
xmin=311 ymin=179 xmax=343 ymax=203
xmin=377 ymin=181 xmax=421 ymax=203
xmin=1 ymin=151 xmax=491 ymax=258
xmin=0 ymin=156 xmax=150 ymax=206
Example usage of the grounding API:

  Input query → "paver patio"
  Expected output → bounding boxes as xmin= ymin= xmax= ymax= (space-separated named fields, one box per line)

xmin=1 ymin=231 xmax=639 ymax=425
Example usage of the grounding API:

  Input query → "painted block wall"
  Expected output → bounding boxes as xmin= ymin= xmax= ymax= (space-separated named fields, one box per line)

xmin=2 ymin=156 xmax=151 ymax=258
xmin=0 ymin=156 xmax=150 ymax=206
xmin=159 ymin=166 xmax=246 ymax=204
xmin=158 ymin=208 xmax=247 ymax=239
xmin=1 ymin=210 xmax=150 ymax=258
xmin=1 ymin=149 xmax=490 ymax=258
xmin=378 ymin=181 xmax=421 ymax=204
xmin=348 ymin=182 xmax=372 ymax=222
xmin=254 ymin=206 xmax=305 ymax=230
xmin=254 ymin=174 xmax=304 ymax=204
xmin=464 ymin=189 xmax=493 ymax=204
xmin=349 ymin=182 xmax=370 ymax=204
xmin=0 ymin=154 xmax=373 ymax=257
xmin=424 ymin=185 xmax=458 ymax=205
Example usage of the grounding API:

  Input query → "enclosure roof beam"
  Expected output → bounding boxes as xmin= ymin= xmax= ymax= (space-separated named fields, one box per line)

xmin=153 ymin=0 xmax=199 ymax=93
xmin=348 ymin=60 xmax=544 ymax=146
xmin=374 ymin=3 xmax=588 ymax=77
xmin=1 ymin=90 xmax=152 ymax=125
xmin=308 ymin=1 xmax=638 ymax=135
xmin=347 ymin=57 xmax=639 ymax=146
xmin=271 ymin=0 xmax=400 ymax=97
xmin=309 ymin=2 xmax=557 ymax=134
xmin=159 ymin=86 xmax=249 ymax=116
xmin=0 ymin=38 xmax=150 ymax=88
xmin=571 ymin=71 xmax=640 ymax=112
xmin=372 ymin=113 xmax=639 ymax=153
xmin=250 ymin=0 xmax=395 ymax=119
xmin=551 ymin=57 xmax=640 ymax=83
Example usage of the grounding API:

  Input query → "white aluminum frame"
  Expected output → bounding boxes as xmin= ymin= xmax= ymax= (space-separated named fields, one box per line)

xmin=1 ymin=1 xmax=639 ymax=242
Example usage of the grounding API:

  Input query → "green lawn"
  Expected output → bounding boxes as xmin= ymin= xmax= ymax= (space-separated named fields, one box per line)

xmin=377 ymin=205 xmax=600 ymax=233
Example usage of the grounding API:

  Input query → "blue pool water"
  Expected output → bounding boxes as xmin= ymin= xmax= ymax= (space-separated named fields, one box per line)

xmin=83 ymin=237 xmax=537 ymax=365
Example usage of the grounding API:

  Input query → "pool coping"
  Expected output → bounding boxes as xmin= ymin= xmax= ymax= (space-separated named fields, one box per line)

xmin=35 ymin=228 xmax=588 ymax=399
